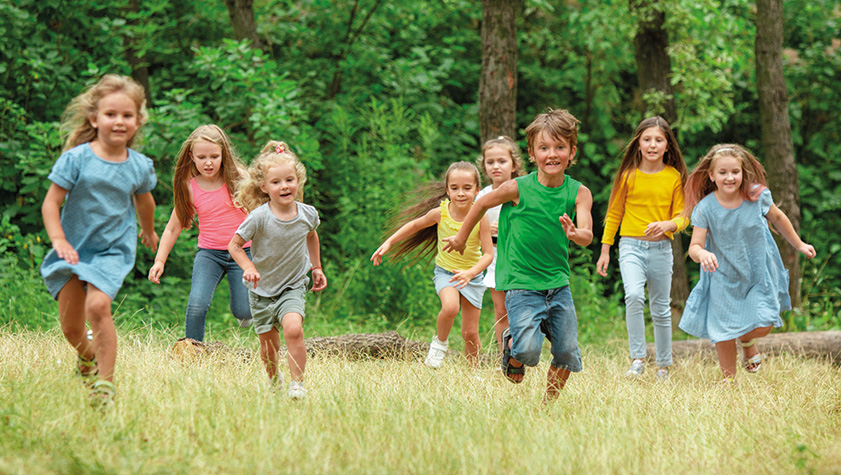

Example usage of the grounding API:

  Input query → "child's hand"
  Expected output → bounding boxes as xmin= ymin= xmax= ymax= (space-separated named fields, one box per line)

xmin=242 ymin=268 xmax=261 ymax=289
xmin=140 ymin=230 xmax=159 ymax=252
xmin=559 ymin=214 xmax=577 ymax=239
xmin=441 ymin=236 xmax=466 ymax=254
xmin=148 ymin=262 xmax=165 ymax=284
xmin=799 ymin=243 xmax=817 ymax=259
xmin=699 ymin=250 xmax=718 ymax=273
xmin=644 ymin=221 xmax=674 ymax=239
xmin=371 ymin=243 xmax=390 ymax=266
xmin=311 ymin=268 xmax=327 ymax=291
xmin=449 ymin=269 xmax=475 ymax=290
xmin=52 ymin=238 xmax=79 ymax=265
xmin=596 ymin=253 xmax=609 ymax=277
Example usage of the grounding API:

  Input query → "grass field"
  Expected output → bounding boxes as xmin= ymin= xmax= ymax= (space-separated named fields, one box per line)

xmin=1 ymin=326 xmax=840 ymax=474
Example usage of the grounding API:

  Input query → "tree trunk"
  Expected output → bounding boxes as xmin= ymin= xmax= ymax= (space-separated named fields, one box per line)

xmin=479 ymin=0 xmax=521 ymax=144
xmin=630 ymin=0 xmax=688 ymax=316
xmin=123 ymin=0 xmax=153 ymax=106
xmin=222 ymin=0 xmax=263 ymax=49
xmin=649 ymin=331 xmax=841 ymax=365
xmin=756 ymin=0 xmax=802 ymax=307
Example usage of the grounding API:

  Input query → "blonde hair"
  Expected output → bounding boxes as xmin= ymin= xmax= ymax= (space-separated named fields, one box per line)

xmin=476 ymin=135 xmax=524 ymax=181
xmin=172 ymin=125 xmax=246 ymax=229
xmin=59 ymin=74 xmax=147 ymax=151
xmin=236 ymin=141 xmax=307 ymax=212
xmin=682 ymin=143 xmax=768 ymax=216
xmin=524 ymin=108 xmax=581 ymax=166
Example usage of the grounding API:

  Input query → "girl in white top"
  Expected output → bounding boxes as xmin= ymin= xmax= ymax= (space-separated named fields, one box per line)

xmin=475 ymin=136 xmax=524 ymax=352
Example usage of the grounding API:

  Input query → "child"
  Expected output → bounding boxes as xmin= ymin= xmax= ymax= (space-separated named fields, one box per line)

xmin=371 ymin=162 xmax=494 ymax=368
xmin=596 ymin=116 xmax=688 ymax=380
xmin=40 ymin=74 xmax=158 ymax=405
xmin=475 ymin=136 xmax=524 ymax=352
xmin=679 ymin=144 xmax=816 ymax=382
xmin=444 ymin=109 xmax=594 ymax=401
xmin=229 ymin=141 xmax=326 ymax=399
xmin=148 ymin=125 xmax=252 ymax=341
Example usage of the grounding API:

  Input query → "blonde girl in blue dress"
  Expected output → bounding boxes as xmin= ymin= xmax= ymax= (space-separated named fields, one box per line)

xmin=371 ymin=162 xmax=494 ymax=369
xmin=41 ymin=75 xmax=158 ymax=405
xmin=680 ymin=144 xmax=816 ymax=382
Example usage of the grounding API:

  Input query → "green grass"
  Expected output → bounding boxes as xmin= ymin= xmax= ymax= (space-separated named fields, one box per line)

xmin=1 ymin=327 xmax=840 ymax=474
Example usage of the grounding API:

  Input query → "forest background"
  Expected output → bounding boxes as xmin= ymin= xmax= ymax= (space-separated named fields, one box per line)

xmin=1 ymin=0 xmax=839 ymax=344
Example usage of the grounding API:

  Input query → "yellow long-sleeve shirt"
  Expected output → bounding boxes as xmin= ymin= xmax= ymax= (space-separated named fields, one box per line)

xmin=601 ymin=166 xmax=688 ymax=246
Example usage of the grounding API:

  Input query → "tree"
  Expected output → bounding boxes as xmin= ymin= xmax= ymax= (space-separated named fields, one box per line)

xmin=478 ymin=0 xmax=521 ymax=143
xmin=630 ymin=0 xmax=689 ymax=315
xmin=755 ymin=0 xmax=802 ymax=307
xmin=222 ymin=0 xmax=262 ymax=49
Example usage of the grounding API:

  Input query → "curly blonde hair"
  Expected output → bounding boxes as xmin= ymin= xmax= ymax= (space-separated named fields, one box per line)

xmin=236 ymin=140 xmax=307 ymax=212
xmin=59 ymin=74 xmax=147 ymax=151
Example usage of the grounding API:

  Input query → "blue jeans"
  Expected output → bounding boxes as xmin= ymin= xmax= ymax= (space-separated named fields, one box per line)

xmin=618 ymin=237 xmax=673 ymax=366
xmin=185 ymin=247 xmax=252 ymax=341
xmin=505 ymin=286 xmax=582 ymax=372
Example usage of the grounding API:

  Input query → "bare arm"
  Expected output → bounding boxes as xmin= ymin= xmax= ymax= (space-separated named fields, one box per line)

xmin=229 ymin=233 xmax=259 ymax=289
xmin=371 ymin=208 xmax=441 ymax=266
xmin=687 ymin=226 xmax=718 ymax=273
xmin=765 ymin=204 xmax=817 ymax=258
xmin=307 ymin=230 xmax=327 ymax=291
xmin=41 ymin=183 xmax=78 ymax=264
xmin=448 ymin=215 xmax=495 ymax=289
xmin=135 ymin=192 xmax=158 ymax=252
xmin=148 ymin=208 xmax=185 ymax=283
xmin=560 ymin=184 xmax=594 ymax=247
xmin=442 ymin=179 xmax=519 ymax=254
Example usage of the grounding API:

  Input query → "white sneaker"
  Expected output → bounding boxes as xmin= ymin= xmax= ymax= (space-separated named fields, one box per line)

xmin=424 ymin=337 xmax=448 ymax=368
xmin=238 ymin=318 xmax=252 ymax=328
xmin=626 ymin=359 xmax=645 ymax=378
xmin=288 ymin=381 xmax=308 ymax=400
xmin=656 ymin=368 xmax=669 ymax=381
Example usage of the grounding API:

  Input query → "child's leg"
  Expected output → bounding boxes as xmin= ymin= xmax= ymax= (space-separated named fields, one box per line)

xmin=715 ymin=340 xmax=738 ymax=379
xmin=505 ymin=290 xmax=547 ymax=367
xmin=739 ymin=326 xmax=772 ymax=368
xmin=185 ymin=249 xmax=226 ymax=341
xmin=543 ymin=286 xmax=582 ymax=399
xmin=459 ymin=295 xmax=481 ymax=365
xmin=546 ymin=366 xmax=572 ymax=402
xmin=617 ymin=240 xmax=648 ymax=363
xmin=258 ymin=328 xmax=282 ymax=381
xmin=490 ymin=288 xmax=508 ymax=353
xmin=647 ymin=242 xmax=674 ymax=368
xmin=281 ymin=313 xmax=306 ymax=382
xmin=436 ymin=287 xmax=461 ymax=342
xmin=226 ymin=248 xmax=253 ymax=323
xmin=85 ymin=285 xmax=116 ymax=382
xmin=57 ymin=276 xmax=95 ymax=363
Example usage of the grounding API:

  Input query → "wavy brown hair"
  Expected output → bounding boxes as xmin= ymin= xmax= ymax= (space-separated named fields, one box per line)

xmin=385 ymin=161 xmax=481 ymax=265
xmin=682 ymin=143 xmax=768 ymax=216
xmin=236 ymin=141 xmax=307 ymax=212
xmin=524 ymin=108 xmax=581 ymax=166
xmin=59 ymin=74 xmax=147 ymax=152
xmin=171 ymin=125 xmax=245 ymax=229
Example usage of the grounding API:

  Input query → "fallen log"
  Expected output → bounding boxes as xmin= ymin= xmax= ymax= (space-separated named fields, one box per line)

xmin=647 ymin=331 xmax=841 ymax=365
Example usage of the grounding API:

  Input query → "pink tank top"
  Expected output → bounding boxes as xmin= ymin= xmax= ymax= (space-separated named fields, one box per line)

xmin=190 ymin=178 xmax=250 ymax=250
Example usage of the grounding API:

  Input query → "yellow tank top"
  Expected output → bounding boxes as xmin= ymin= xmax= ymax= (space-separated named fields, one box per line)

xmin=435 ymin=199 xmax=482 ymax=272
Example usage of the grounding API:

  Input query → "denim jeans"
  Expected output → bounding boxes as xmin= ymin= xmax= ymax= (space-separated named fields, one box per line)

xmin=185 ymin=247 xmax=252 ymax=341
xmin=618 ymin=237 xmax=673 ymax=366
xmin=505 ymin=286 xmax=582 ymax=372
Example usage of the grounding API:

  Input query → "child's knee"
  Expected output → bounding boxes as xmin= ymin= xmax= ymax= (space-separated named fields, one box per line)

xmin=281 ymin=313 xmax=304 ymax=340
xmin=650 ymin=311 xmax=671 ymax=327
xmin=60 ymin=323 xmax=86 ymax=342
xmin=85 ymin=294 xmax=112 ymax=321
xmin=512 ymin=339 xmax=542 ymax=366
xmin=623 ymin=289 xmax=645 ymax=307
xmin=461 ymin=328 xmax=479 ymax=344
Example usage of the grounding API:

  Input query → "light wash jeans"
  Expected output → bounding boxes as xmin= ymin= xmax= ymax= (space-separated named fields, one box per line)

xmin=618 ymin=237 xmax=673 ymax=367
xmin=185 ymin=247 xmax=252 ymax=341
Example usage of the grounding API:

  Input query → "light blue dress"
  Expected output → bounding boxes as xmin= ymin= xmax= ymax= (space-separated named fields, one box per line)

xmin=679 ymin=189 xmax=789 ymax=343
xmin=40 ymin=143 xmax=157 ymax=300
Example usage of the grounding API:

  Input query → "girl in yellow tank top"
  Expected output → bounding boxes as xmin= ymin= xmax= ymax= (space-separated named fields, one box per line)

xmin=371 ymin=162 xmax=494 ymax=369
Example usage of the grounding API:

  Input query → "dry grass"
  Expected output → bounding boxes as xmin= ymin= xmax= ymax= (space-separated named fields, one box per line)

xmin=1 ymin=327 xmax=840 ymax=474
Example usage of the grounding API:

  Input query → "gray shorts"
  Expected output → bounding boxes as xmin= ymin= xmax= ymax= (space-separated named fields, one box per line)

xmin=248 ymin=285 xmax=307 ymax=335
xmin=433 ymin=265 xmax=486 ymax=309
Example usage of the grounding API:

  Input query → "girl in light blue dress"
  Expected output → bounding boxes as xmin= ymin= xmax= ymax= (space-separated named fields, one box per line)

xmin=679 ymin=144 xmax=816 ymax=382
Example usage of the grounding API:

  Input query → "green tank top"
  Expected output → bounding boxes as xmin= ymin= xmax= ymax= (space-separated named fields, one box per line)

xmin=496 ymin=172 xmax=581 ymax=291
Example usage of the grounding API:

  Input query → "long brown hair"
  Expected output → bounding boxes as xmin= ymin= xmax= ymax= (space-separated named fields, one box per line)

xmin=385 ymin=161 xmax=481 ymax=265
xmin=59 ymin=74 xmax=147 ymax=151
xmin=604 ymin=116 xmax=687 ymax=222
xmin=172 ymin=125 xmax=245 ymax=229
xmin=682 ymin=144 xmax=768 ymax=216
xmin=236 ymin=141 xmax=307 ymax=212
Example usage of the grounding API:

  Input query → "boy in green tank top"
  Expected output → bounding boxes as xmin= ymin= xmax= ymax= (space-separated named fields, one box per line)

xmin=443 ymin=109 xmax=593 ymax=402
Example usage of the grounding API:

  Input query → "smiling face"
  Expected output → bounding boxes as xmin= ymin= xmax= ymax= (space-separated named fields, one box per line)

xmin=89 ymin=92 xmax=140 ymax=150
xmin=530 ymin=131 xmax=576 ymax=179
xmin=638 ymin=126 xmax=668 ymax=169
xmin=446 ymin=168 xmax=479 ymax=211
xmin=191 ymin=140 xmax=223 ymax=180
xmin=709 ymin=155 xmax=743 ymax=198
xmin=261 ymin=162 xmax=299 ymax=209
xmin=483 ymin=145 xmax=514 ymax=187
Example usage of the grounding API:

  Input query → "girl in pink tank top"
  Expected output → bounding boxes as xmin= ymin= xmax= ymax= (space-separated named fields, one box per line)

xmin=148 ymin=125 xmax=252 ymax=341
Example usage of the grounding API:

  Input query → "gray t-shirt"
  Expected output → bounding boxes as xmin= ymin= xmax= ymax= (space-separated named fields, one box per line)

xmin=235 ymin=201 xmax=320 ymax=297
